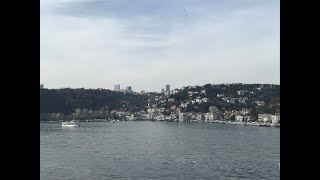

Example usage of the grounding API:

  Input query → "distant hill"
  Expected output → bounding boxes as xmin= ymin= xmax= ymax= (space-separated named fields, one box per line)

xmin=40 ymin=88 xmax=148 ymax=115
xmin=40 ymin=84 xmax=280 ymax=121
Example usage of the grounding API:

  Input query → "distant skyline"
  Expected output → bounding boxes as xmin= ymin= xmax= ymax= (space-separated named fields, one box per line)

xmin=41 ymin=0 xmax=280 ymax=92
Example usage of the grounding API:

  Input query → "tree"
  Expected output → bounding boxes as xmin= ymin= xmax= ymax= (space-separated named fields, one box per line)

xmin=230 ymin=114 xmax=235 ymax=121
xmin=250 ymin=109 xmax=258 ymax=121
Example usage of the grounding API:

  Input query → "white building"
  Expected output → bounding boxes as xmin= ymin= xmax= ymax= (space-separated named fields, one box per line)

xmin=173 ymin=89 xmax=180 ymax=94
xmin=156 ymin=114 xmax=165 ymax=121
xmin=145 ymin=114 xmax=153 ymax=120
xmin=240 ymin=109 xmax=250 ymax=115
xmin=197 ymin=113 xmax=205 ymax=121
xmin=164 ymin=91 xmax=170 ymax=96
xmin=222 ymin=97 xmax=229 ymax=102
xmin=237 ymin=90 xmax=248 ymax=96
xmin=195 ymin=98 xmax=202 ymax=104
xmin=160 ymin=100 xmax=167 ymax=104
xmin=227 ymin=99 xmax=235 ymax=104
xmin=245 ymin=116 xmax=252 ymax=122
xmin=236 ymin=115 xmax=244 ymax=122
xmin=271 ymin=115 xmax=280 ymax=124
xmin=239 ymin=99 xmax=246 ymax=104
xmin=180 ymin=102 xmax=188 ymax=108
xmin=255 ymin=101 xmax=265 ymax=106
xmin=179 ymin=113 xmax=188 ymax=122
xmin=205 ymin=113 xmax=215 ymax=121
xmin=217 ymin=94 xmax=224 ymax=97
xmin=147 ymin=108 xmax=159 ymax=113
xmin=170 ymin=113 xmax=177 ymax=120
xmin=258 ymin=114 xmax=272 ymax=123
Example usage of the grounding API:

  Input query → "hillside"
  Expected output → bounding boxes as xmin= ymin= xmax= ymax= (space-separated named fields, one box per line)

xmin=158 ymin=83 xmax=280 ymax=114
xmin=40 ymin=88 xmax=149 ymax=115
xmin=40 ymin=84 xmax=280 ymax=121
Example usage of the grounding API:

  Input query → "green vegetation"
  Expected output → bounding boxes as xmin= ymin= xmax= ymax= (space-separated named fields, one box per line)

xmin=168 ymin=84 xmax=279 ymax=114
xmin=40 ymin=88 xmax=148 ymax=120
xmin=40 ymin=84 xmax=279 ymax=121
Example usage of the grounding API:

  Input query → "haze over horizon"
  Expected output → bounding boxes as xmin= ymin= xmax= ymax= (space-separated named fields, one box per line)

xmin=41 ymin=0 xmax=280 ymax=92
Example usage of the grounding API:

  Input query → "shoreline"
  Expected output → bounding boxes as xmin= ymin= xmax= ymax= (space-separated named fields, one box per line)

xmin=40 ymin=120 xmax=280 ymax=127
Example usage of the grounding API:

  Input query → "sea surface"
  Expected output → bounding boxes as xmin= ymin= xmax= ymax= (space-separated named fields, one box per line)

xmin=40 ymin=121 xmax=280 ymax=179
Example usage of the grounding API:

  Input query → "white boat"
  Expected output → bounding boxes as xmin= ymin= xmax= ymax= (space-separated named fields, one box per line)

xmin=258 ymin=122 xmax=270 ymax=127
xmin=245 ymin=122 xmax=259 ymax=126
xmin=270 ymin=123 xmax=280 ymax=127
xmin=62 ymin=120 xmax=80 ymax=127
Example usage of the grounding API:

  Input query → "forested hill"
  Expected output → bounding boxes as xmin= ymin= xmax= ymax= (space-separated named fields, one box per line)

xmin=40 ymin=84 xmax=280 ymax=118
xmin=40 ymin=88 xmax=148 ymax=115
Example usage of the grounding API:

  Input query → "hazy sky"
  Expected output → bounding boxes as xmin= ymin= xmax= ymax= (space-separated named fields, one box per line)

xmin=40 ymin=0 xmax=280 ymax=92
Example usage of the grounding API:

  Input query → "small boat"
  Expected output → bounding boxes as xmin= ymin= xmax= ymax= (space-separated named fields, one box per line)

xmin=270 ymin=123 xmax=280 ymax=127
xmin=258 ymin=123 xmax=270 ymax=127
xmin=62 ymin=120 xmax=80 ymax=127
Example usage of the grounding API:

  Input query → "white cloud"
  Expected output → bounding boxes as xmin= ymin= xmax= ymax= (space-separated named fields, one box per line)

xmin=41 ymin=0 xmax=279 ymax=91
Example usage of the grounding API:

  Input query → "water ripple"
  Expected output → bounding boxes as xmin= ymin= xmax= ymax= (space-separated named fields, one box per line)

xmin=41 ymin=121 xmax=280 ymax=179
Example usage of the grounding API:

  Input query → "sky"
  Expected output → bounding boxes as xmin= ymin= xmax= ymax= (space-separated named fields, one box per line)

xmin=40 ymin=0 xmax=280 ymax=92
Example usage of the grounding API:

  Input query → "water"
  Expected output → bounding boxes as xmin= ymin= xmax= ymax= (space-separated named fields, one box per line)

xmin=40 ymin=121 xmax=280 ymax=179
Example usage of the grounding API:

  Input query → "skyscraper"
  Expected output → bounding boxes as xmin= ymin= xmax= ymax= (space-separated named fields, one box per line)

xmin=166 ymin=84 xmax=170 ymax=92
xmin=126 ymin=86 xmax=132 ymax=92
xmin=114 ymin=84 xmax=120 ymax=91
